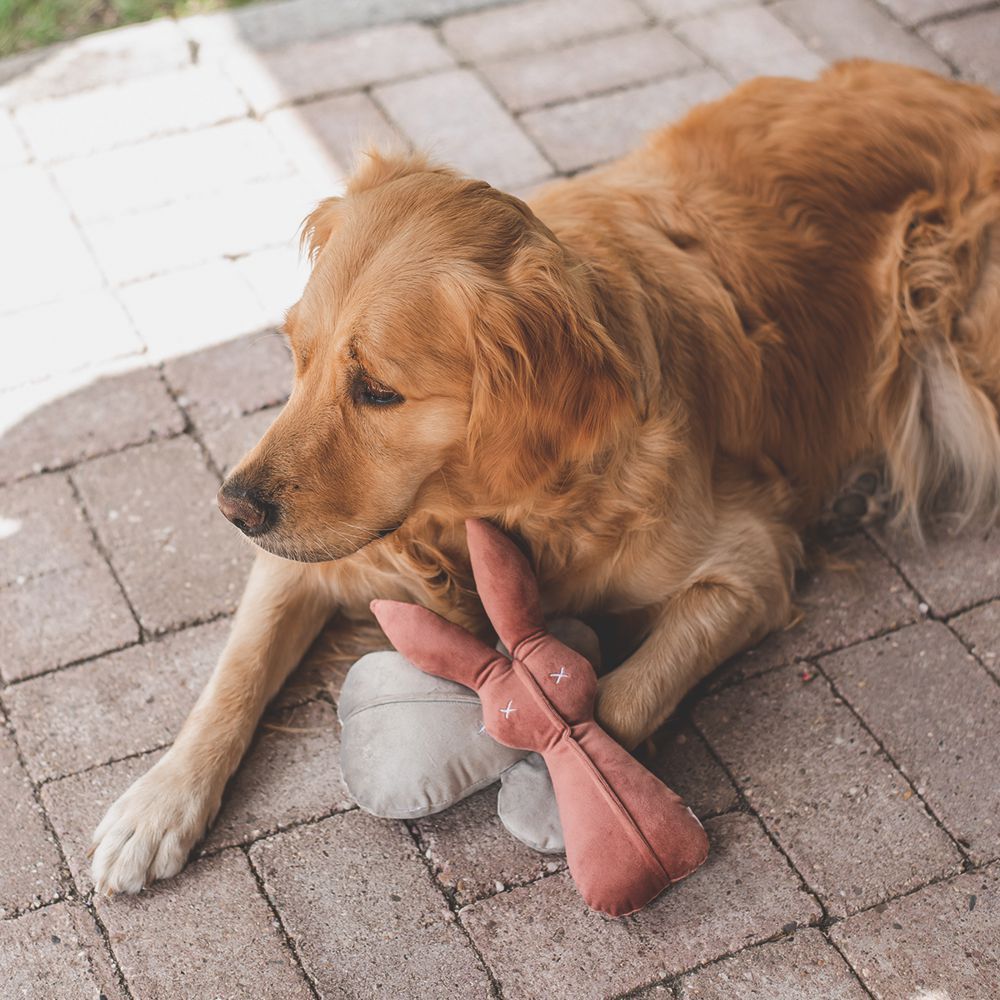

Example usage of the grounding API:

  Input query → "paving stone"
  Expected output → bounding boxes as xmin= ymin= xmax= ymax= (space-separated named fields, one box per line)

xmin=0 ymin=724 xmax=65 ymax=912
xmin=0 ymin=474 xmax=94 ymax=586
xmin=880 ymin=0 xmax=986 ymax=25
xmin=711 ymin=533 xmax=918 ymax=687
xmin=462 ymin=814 xmax=820 ymax=997
xmin=117 ymin=260 xmax=271 ymax=362
xmin=83 ymin=175 xmax=313 ymax=285
xmin=52 ymin=119 xmax=295 ymax=224
xmin=522 ymin=70 xmax=728 ymax=172
xmin=41 ymin=749 xmax=165 ymax=895
xmin=4 ymin=619 xmax=226 ymax=781
xmin=921 ymin=9 xmax=1000 ymax=89
xmin=646 ymin=717 xmax=740 ymax=818
xmin=96 ymin=849 xmax=312 ymax=1000
xmin=0 ymin=166 xmax=102 ymax=314
xmin=874 ymin=521 xmax=1000 ymax=617
xmin=823 ymin=622 xmax=1000 ymax=863
xmin=0 ymin=560 xmax=137 ymax=682
xmin=0 ymin=902 xmax=124 ymax=999
xmin=0 ymin=366 xmax=185 ymax=486
xmin=0 ymin=18 xmax=191 ymax=107
xmin=951 ymin=599 xmax=1000 ymax=681
xmin=264 ymin=93 xmax=399 ymax=193
xmin=250 ymin=810 xmax=492 ymax=997
xmin=675 ymin=5 xmax=826 ymax=82
xmin=831 ymin=864 xmax=1000 ymax=1000
xmin=237 ymin=243 xmax=312 ymax=328
xmin=30 ymin=701 xmax=343 ymax=885
xmin=442 ymin=0 xmax=647 ymax=61
xmin=630 ymin=813 xmax=822 ymax=972
xmin=164 ymin=331 xmax=292 ymax=433
xmin=185 ymin=0 xmax=509 ymax=53
xmin=694 ymin=666 xmax=961 ymax=916
xmin=203 ymin=699 xmax=352 ymax=851
xmin=461 ymin=869 xmax=656 ymax=999
xmin=72 ymin=436 xmax=251 ymax=632
xmin=2 ymin=291 xmax=144 ymax=391
xmin=202 ymin=406 xmax=283 ymax=476
xmin=374 ymin=69 xmax=552 ymax=190
xmin=217 ymin=22 xmax=453 ymax=115
xmin=676 ymin=928 xmax=868 ymax=999
xmin=413 ymin=785 xmax=566 ymax=906
xmin=0 ymin=109 xmax=27 ymax=166
xmin=480 ymin=26 xmax=702 ymax=112
xmin=772 ymin=0 xmax=950 ymax=73
xmin=15 ymin=65 xmax=248 ymax=162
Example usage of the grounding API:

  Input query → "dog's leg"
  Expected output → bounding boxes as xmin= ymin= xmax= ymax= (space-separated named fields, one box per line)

xmin=595 ymin=512 xmax=798 ymax=750
xmin=90 ymin=552 xmax=331 ymax=895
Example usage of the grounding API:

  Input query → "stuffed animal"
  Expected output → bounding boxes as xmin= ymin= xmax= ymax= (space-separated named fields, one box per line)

xmin=369 ymin=519 xmax=709 ymax=917
xmin=338 ymin=618 xmax=602 ymax=853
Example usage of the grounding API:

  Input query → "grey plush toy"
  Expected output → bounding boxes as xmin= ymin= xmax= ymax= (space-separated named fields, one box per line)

xmin=337 ymin=619 xmax=602 ymax=852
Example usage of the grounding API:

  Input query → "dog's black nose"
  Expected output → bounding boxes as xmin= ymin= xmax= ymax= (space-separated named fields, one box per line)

xmin=217 ymin=481 xmax=276 ymax=537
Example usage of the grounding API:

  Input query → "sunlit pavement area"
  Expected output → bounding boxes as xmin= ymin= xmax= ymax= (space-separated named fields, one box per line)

xmin=1 ymin=0 xmax=999 ymax=996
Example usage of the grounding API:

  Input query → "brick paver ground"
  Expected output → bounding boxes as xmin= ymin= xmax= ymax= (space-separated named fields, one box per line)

xmin=1 ymin=0 xmax=998 ymax=996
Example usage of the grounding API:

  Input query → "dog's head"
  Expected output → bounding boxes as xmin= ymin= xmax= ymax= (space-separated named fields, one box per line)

xmin=219 ymin=152 xmax=635 ymax=562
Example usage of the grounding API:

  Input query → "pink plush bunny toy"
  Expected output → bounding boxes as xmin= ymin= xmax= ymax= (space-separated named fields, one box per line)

xmin=371 ymin=519 xmax=708 ymax=917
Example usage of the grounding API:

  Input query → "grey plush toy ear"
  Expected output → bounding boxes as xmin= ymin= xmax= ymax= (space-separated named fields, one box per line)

xmin=498 ymin=754 xmax=563 ymax=852
xmin=338 ymin=651 xmax=523 ymax=819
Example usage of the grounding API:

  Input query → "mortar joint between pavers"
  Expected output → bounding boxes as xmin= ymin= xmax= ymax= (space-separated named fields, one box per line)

xmin=422 ymin=22 xmax=563 ymax=178
xmin=33 ymin=109 xmax=256 ymax=169
xmin=818 ymin=924 xmax=879 ymax=1000
xmin=0 ymin=888 xmax=76 ymax=925
xmin=502 ymin=55 xmax=720 ymax=118
xmin=437 ymin=15 xmax=664 ymax=75
xmin=0 ymin=710 xmax=76 ymax=918
xmin=0 ymin=424 xmax=190 ymax=492
xmin=82 ymin=897 xmax=138 ymax=1000
xmin=66 ymin=474 xmax=144 ymax=637
xmin=910 ymin=0 xmax=1000 ymax=28
xmin=403 ymin=819 xmax=506 ymax=999
xmin=197 ymin=797 xmax=359 ymax=860
xmin=943 ymin=616 xmax=1000 ymax=694
xmin=243 ymin=844 xmax=324 ymax=1000
xmin=688 ymin=709 xmax=831 ymax=925
xmin=153 ymin=367 xmax=227 ymax=484
xmin=610 ymin=971 xmax=682 ymax=999
xmin=814 ymin=657 xmax=973 ymax=867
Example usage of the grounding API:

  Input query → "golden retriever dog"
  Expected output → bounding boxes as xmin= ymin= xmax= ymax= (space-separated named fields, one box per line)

xmin=90 ymin=59 xmax=1000 ymax=894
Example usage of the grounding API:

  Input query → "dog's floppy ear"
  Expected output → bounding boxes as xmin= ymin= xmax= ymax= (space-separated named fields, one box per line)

xmin=459 ymin=226 xmax=638 ymax=502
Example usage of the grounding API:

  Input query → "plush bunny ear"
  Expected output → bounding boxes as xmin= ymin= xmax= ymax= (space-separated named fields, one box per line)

xmin=465 ymin=519 xmax=545 ymax=653
xmin=370 ymin=599 xmax=501 ymax=690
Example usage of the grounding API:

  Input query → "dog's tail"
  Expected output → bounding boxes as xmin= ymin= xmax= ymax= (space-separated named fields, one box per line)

xmin=870 ymin=198 xmax=1000 ymax=538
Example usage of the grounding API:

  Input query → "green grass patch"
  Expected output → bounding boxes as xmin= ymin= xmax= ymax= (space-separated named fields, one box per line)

xmin=0 ymin=0 xmax=259 ymax=58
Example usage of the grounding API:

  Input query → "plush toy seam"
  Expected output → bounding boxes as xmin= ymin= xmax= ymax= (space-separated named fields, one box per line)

xmin=558 ymin=729 xmax=671 ymax=888
xmin=338 ymin=693 xmax=482 ymax=724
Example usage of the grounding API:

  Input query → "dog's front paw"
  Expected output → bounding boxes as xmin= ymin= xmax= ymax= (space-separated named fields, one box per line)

xmin=594 ymin=671 xmax=650 ymax=751
xmin=90 ymin=756 xmax=219 ymax=896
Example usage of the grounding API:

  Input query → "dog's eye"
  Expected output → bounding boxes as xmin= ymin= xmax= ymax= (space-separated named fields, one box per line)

xmin=353 ymin=372 xmax=403 ymax=407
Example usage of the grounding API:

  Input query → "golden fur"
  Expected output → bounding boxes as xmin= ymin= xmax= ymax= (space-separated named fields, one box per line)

xmin=91 ymin=60 xmax=1000 ymax=895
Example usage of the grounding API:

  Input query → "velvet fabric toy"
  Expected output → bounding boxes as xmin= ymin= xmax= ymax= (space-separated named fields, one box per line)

xmin=371 ymin=519 xmax=709 ymax=917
